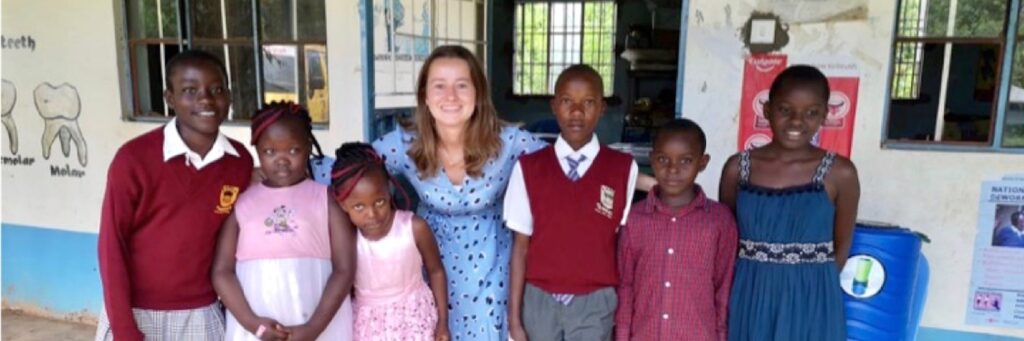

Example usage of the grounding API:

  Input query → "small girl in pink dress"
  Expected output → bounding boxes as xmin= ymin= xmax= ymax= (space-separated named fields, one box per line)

xmin=331 ymin=142 xmax=450 ymax=341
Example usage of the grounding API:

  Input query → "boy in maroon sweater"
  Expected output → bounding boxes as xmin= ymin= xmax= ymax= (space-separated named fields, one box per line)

xmin=505 ymin=65 xmax=638 ymax=341
xmin=96 ymin=50 xmax=253 ymax=341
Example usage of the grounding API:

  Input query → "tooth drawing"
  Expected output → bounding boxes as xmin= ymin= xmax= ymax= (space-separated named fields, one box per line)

xmin=2 ymin=80 xmax=16 ymax=155
xmin=35 ymin=82 xmax=87 ymax=167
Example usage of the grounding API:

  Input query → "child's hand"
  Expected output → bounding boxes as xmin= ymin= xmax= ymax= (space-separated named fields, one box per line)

xmin=280 ymin=324 xmax=319 ymax=341
xmin=434 ymin=322 xmax=450 ymax=341
xmin=509 ymin=324 xmax=529 ymax=341
xmin=250 ymin=318 xmax=288 ymax=341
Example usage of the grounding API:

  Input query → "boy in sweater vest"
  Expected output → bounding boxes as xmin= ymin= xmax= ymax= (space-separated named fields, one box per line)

xmin=96 ymin=50 xmax=253 ymax=341
xmin=505 ymin=64 xmax=638 ymax=341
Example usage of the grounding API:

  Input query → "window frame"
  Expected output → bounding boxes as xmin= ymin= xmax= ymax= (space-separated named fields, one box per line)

xmin=882 ymin=0 xmax=1024 ymax=153
xmin=115 ymin=0 xmax=329 ymax=127
xmin=510 ymin=0 xmax=619 ymax=98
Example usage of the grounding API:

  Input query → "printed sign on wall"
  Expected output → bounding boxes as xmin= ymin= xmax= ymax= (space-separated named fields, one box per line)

xmin=737 ymin=54 xmax=860 ymax=157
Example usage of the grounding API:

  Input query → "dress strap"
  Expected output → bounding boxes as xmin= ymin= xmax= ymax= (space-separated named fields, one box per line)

xmin=812 ymin=151 xmax=837 ymax=185
xmin=738 ymin=151 xmax=752 ymax=185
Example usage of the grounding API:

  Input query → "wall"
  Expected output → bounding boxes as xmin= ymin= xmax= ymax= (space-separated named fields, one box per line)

xmin=681 ymin=0 xmax=1024 ymax=338
xmin=0 ymin=0 xmax=366 ymax=320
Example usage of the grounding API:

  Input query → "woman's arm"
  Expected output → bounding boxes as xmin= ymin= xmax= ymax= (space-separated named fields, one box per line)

xmin=411 ymin=216 xmax=450 ymax=341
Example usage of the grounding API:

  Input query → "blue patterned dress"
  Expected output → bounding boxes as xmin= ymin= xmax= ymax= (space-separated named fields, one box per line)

xmin=373 ymin=126 xmax=546 ymax=340
xmin=727 ymin=151 xmax=846 ymax=341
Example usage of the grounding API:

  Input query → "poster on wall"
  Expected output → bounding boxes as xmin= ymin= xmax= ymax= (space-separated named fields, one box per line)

xmin=736 ymin=54 xmax=860 ymax=157
xmin=737 ymin=54 xmax=787 ymax=152
xmin=965 ymin=177 xmax=1024 ymax=329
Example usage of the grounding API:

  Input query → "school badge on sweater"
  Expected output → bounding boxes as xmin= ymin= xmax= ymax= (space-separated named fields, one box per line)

xmin=215 ymin=185 xmax=241 ymax=214
xmin=595 ymin=185 xmax=615 ymax=218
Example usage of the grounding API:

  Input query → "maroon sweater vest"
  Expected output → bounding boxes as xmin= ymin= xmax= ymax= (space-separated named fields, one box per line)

xmin=520 ymin=145 xmax=632 ymax=294
xmin=98 ymin=127 xmax=253 ymax=339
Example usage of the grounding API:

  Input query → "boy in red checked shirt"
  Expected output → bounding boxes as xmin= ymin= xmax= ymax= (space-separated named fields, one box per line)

xmin=616 ymin=119 xmax=738 ymax=341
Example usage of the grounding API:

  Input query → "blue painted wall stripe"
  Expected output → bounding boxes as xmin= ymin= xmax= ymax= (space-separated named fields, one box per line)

xmin=2 ymin=223 xmax=1024 ymax=340
xmin=2 ymin=224 xmax=103 ymax=316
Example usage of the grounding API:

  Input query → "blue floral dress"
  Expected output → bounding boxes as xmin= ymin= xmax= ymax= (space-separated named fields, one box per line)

xmin=373 ymin=126 xmax=546 ymax=340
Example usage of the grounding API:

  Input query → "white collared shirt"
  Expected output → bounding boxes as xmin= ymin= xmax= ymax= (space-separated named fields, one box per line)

xmin=503 ymin=134 xmax=638 ymax=235
xmin=163 ymin=117 xmax=240 ymax=170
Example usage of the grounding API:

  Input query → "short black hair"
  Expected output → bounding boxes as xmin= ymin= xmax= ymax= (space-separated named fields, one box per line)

xmin=554 ymin=64 xmax=604 ymax=94
xmin=652 ymin=118 xmax=707 ymax=153
xmin=769 ymin=65 xmax=830 ymax=102
xmin=165 ymin=50 xmax=229 ymax=90
xmin=1013 ymin=211 xmax=1023 ymax=226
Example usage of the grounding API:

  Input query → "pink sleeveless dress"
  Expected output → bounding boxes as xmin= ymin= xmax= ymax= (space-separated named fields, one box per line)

xmin=225 ymin=179 xmax=353 ymax=341
xmin=354 ymin=210 xmax=438 ymax=340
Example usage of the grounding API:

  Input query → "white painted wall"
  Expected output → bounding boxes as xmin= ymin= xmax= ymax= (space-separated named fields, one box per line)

xmin=682 ymin=0 xmax=1024 ymax=337
xmin=0 ymin=0 xmax=366 ymax=233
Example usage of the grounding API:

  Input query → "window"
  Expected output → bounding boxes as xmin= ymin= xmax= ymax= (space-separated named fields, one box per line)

xmin=513 ymin=0 xmax=617 ymax=96
xmin=886 ymin=0 xmax=1023 ymax=150
xmin=372 ymin=0 xmax=488 ymax=108
xmin=123 ymin=0 xmax=329 ymax=123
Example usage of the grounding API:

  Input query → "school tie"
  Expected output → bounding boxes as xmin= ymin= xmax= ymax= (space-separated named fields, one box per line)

xmin=549 ymin=154 xmax=588 ymax=306
xmin=566 ymin=155 xmax=587 ymax=181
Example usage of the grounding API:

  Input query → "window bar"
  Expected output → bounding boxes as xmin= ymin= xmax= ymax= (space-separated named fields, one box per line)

xmin=894 ymin=44 xmax=902 ymax=98
xmin=934 ymin=0 xmax=959 ymax=141
xmin=521 ymin=2 xmax=525 ymax=93
xmin=483 ymin=0 xmax=491 ymax=73
xmin=183 ymin=0 xmax=194 ymax=47
xmin=519 ymin=2 xmax=525 ymax=94
xmin=545 ymin=2 xmax=552 ymax=94
xmin=516 ymin=2 xmax=524 ymax=94
xmin=360 ymin=0 xmax=376 ymax=138
xmin=992 ymin=0 xmax=1021 ymax=148
xmin=219 ymin=0 xmax=234 ymax=118
xmin=431 ymin=0 xmax=438 ymax=49
xmin=912 ymin=0 xmax=927 ymax=98
xmin=611 ymin=3 xmax=618 ymax=95
xmin=458 ymin=0 xmax=463 ymax=50
xmin=411 ymin=0 xmax=418 ymax=99
xmin=252 ymin=0 xmax=265 ymax=109
xmin=158 ymin=0 xmax=169 ymax=116
xmin=444 ymin=0 xmax=450 ymax=46
xmin=292 ymin=0 xmax=301 ymax=103
xmin=389 ymin=0 xmax=398 ymax=97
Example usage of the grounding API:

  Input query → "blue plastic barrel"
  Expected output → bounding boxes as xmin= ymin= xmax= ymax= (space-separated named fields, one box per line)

xmin=841 ymin=223 xmax=929 ymax=341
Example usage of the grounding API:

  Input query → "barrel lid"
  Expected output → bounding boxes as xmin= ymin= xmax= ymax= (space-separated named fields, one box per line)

xmin=855 ymin=220 xmax=931 ymax=243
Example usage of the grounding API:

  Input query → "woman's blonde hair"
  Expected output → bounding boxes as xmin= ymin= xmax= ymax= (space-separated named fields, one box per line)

xmin=406 ymin=45 xmax=503 ymax=179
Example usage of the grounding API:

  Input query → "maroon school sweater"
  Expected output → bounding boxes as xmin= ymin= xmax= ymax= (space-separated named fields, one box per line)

xmin=97 ymin=127 xmax=252 ymax=341
xmin=520 ymin=145 xmax=632 ymax=294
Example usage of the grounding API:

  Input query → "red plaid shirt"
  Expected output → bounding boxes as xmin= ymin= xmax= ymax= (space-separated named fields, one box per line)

xmin=616 ymin=186 xmax=738 ymax=341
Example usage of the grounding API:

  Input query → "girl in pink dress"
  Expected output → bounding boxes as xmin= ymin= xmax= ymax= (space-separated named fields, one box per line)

xmin=213 ymin=103 xmax=356 ymax=341
xmin=331 ymin=142 xmax=450 ymax=341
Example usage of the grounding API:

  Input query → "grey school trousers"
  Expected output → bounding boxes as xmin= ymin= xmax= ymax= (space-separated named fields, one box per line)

xmin=523 ymin=283 xmax=617 ymax=341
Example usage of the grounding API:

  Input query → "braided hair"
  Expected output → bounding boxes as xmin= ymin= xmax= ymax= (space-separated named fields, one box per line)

xmin=250 ymin=101 xmax=326 ymax=176
xmin=330 ymin=142 xmax=411 ymax=208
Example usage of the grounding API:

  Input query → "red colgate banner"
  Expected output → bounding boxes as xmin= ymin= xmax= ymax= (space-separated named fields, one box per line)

xmin=738 ymin=54 xmax=788 ymax=152
xmin=737 ymin=54 xmax=860 ymax=157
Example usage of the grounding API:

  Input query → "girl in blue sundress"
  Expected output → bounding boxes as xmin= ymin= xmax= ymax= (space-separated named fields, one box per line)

xmin=718 ymin=65 xmax=861 ymax=341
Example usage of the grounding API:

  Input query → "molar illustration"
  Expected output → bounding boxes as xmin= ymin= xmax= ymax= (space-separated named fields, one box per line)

xmin=2 ymin=80 xmax=16 ymax=155
xmin=35 ymin=82 xmax=87 ymax=166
